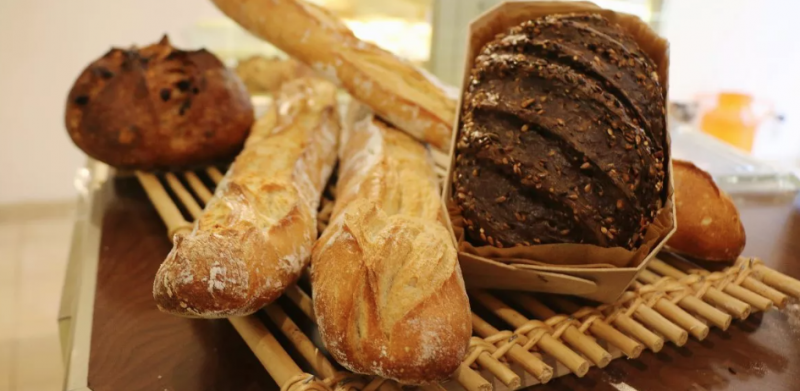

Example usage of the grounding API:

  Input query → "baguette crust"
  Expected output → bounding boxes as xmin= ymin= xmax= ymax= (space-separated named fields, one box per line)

xmin=311 ymin=115 xmax=471 ymax=384
xmin=210 ymin=0 xmax=456 ymax=150
xmin=153 ymin=78 xmax=340 ymax=317
xmin=668 ymin=160 xmax=746 ymax=261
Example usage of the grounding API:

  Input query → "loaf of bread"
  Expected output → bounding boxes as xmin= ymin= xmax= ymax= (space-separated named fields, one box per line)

xmin=235 ymin=56 xmax=315 ymax=95
xmin=210 ymin=0 xmax=456 ymax=150
xmin=668 ymin=160 xmax=746 ymax=261
xmin=65 ymin=35 xmax=253 ymax=170
xmin=311 ymin=113 xmax=471 ymax=384
xmin=453 ymin=14 xmax=667 ymax=250
xmin=153 ymin=78 xmax=339 ymax=318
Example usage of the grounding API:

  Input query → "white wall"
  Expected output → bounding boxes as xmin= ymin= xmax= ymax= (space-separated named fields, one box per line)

xmin=0 ymin=0 xmax=227 ymax=204
xmin=660 ymin=0 xmax=800 ymax=160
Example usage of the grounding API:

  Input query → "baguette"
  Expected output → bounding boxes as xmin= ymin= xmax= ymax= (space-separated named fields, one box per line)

xmin=311 ymin=112 xmax=471 ymax=384
xmin=153 ymin=78 xmax=340 ymax=317
xmin=210 ymin=0 xmax=457 ymax=151
xmin=667 ymin=160 xmax=746 ymax=261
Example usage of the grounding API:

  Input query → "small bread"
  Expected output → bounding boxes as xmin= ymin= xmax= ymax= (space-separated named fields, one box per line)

xmin=65 ymin=35 xmax=253 ymax=170
xmin=153 ymin=78 xmax=339 ymax=317
xmin=668 ymin=160 xmax=746 ymax=261
xmin=311 ymin=113 xmax=471 ymax=384
xmin=210 ymin=0 xmax=456 ymax=150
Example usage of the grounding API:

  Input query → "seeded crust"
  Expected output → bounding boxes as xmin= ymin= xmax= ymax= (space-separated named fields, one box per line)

xmin=453 ymin=14 xmax=666 ymax=250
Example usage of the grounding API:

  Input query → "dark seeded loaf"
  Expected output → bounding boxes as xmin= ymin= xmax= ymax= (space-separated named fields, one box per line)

xmin=453 ymin=14 xmax=666 ymax=250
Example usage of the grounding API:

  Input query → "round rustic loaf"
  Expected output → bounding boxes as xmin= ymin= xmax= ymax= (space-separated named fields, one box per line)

xmin=65 ymin=36 xmax=254 ymax=170
xmin=453 ymin=14 xmax=667 ymax=250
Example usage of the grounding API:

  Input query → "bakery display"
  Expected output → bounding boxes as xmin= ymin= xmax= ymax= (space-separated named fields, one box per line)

xmin=210 ymin=0 xmax=457 ymax=150
xmin=311 ymin=113 xmax=471 ymax=384
xmin=453 ymin=14 xmax=667 ymax=250
xmin=667 ymin=160 xmax=746 ymax=261
xmin=66 ymin=0 xmax=800 ymax=389
xmin=152 ymin=77 xmax=339 ymax=318
xmin=234 ymin=56 xmax=315 ymax=95
xmin=65 ymin=36 xmax=254 ymax=170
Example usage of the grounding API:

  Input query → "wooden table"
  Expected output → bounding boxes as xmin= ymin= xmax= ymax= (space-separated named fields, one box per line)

xmin=71 ymin=177 xmax=800 ymax=391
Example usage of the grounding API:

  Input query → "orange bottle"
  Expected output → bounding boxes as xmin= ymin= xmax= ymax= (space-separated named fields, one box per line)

xmin=700 ymin=92 xmax=765 ymax=152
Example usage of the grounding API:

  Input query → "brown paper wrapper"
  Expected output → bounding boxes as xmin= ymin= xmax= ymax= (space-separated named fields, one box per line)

xmin=444 ymin=1 xmax=676 ymax=284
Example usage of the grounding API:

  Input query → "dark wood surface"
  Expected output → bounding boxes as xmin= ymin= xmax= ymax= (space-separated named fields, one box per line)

xmin=87 ymin=177 xmax=800 ymax=391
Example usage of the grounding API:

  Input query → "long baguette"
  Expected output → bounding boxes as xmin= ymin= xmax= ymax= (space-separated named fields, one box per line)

xmin=210 ymin=0 xmax=457 ymax=151
xmin=153 ymin=78 xmax=340 ymax=318
xmin=311 ymin=111 xmax=471 ymax=384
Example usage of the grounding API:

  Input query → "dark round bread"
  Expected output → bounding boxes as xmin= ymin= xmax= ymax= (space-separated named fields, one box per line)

xmin=453 ymin=14 xmax=666 ymax=250
xmin=65 ymin=36 xmax=254 ymax=170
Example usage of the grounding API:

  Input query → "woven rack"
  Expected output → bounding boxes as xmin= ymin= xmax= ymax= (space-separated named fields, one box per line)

xmin=135 ymin=165 xmax=800 ymax=391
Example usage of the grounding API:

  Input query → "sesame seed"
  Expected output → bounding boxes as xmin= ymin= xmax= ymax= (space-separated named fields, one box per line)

xmin=580 ymin=162 xmax=591 ymax=170
xmin=521 ymin=98 xmax=536 ymax=108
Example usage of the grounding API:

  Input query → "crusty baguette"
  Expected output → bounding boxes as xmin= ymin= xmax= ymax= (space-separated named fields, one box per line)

xmin=311 ymin=112 xmax=471 ymax=384
xmin=210 ymin=0 xmax=457 ymax=151
xmin=667 ymin=160 xmax=746 ymax=261
xmin=153 ymin=77 xmax=340 ymax=317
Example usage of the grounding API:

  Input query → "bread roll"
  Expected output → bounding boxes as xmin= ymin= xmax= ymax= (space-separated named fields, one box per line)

xmin=311 ymin=114 xmax=471 ymax=384
xmin=210 ymin=0 xmax=456 ymax=150
xmin=153 ymin=78 xmax=339 ymax=317
xmin=668 ymin=160 xmax=746 ymax=261
xmin=453 ymin=14 xmax=667 ymax=249
xmin=65 ymin=35 xmax=253 ymax=169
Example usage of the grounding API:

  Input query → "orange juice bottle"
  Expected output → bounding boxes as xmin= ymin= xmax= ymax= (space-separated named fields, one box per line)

xmin=700 ymin=92 xmax=761 ymax=152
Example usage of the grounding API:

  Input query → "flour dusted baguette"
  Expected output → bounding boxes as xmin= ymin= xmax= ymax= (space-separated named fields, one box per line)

xmin=153 ymin=78 xmax=339 ymax=318
xmin=311 ymin=112 xmax=471 ymax=384
xmin=210 ymin=0 xmax=457 ymax=151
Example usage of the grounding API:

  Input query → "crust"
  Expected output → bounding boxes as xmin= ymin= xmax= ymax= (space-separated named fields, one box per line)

xmin=667 ymin=160 xmax=746 ymax=261
xmin=311 ymin=116 xmax=471 ymax=384
xmin=152 ymin=78 xmax=340 ymax=317
xmin=210 ymin=0 xmax=456 ymax=150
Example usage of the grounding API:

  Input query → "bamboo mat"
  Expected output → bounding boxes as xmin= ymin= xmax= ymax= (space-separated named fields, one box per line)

xmin=135 ymin=166 xmax=800 ymax=391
